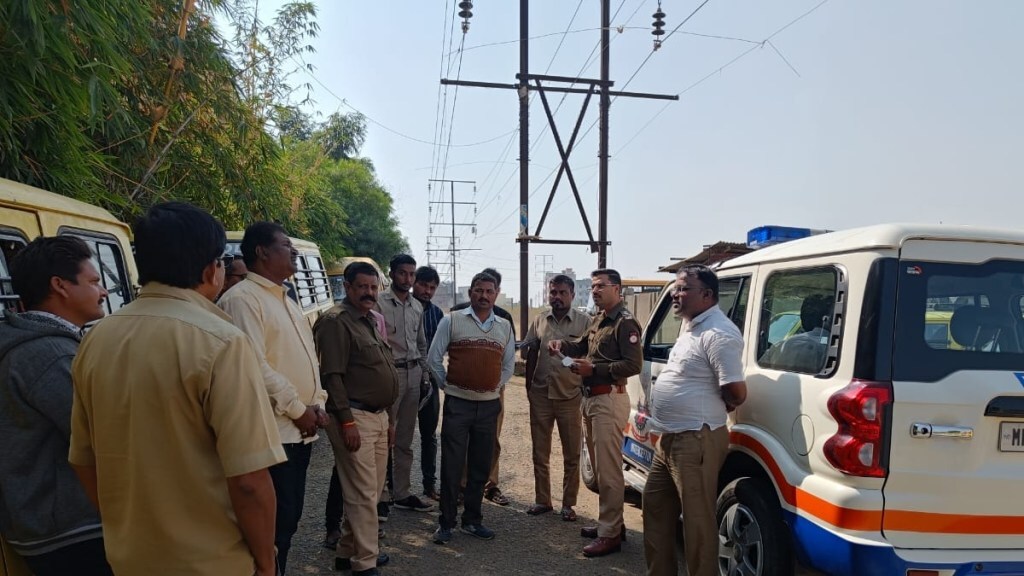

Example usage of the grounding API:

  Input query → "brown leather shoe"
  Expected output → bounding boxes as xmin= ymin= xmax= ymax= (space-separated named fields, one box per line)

xmin=583 ymin=536 xmax=622 ymax=557
xmin=580 ymin=525 xmax=626 ymax=541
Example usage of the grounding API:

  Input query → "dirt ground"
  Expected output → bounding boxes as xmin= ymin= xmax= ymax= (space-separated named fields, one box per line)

xmin=285 ymin=376 xmax=656 ymax=575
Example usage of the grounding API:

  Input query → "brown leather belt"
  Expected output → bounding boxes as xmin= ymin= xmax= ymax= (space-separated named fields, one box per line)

xmin=582 ymin=384 xmax=626 ymax=398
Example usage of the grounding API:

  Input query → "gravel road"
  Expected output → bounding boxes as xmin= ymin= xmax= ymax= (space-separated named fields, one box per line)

xmin=284 ymin=376 xmax=655 ymax=575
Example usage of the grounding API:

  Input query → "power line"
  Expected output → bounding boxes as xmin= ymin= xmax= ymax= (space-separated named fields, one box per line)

xmin=294 ymin=61 xmax=515 ymax=148
xmin=612 ymin=0 xmax=831 ymax=160
xmin=616 ymin=0 xmax=712 ymax=98
xmin=474 ymin=0 xmax=639 ymax=226
xmin=477 ymin=0 xmax=832 ymax=237
xmin=439 ymin=34 xmax=468 ymax=185
xmin=430 ymin=0 xmax=457 ymax=185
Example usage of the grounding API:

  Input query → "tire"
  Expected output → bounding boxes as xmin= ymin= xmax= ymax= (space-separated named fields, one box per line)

xmin=716 ymin=477 xmax=792 ymax=576
xmin=580 ymin=426 xmax=598 ymax=493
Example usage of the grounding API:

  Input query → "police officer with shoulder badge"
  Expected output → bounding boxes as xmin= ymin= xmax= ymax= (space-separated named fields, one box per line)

xmin=547 ymin=268 xmax=642 ymax=558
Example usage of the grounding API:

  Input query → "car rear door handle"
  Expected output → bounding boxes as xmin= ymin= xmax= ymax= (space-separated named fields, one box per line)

xmin=910 ymin=422 xmax=974 ymax=439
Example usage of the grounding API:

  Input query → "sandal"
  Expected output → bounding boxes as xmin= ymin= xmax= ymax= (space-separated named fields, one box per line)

xmin=560 ymin=506 xmax=578 ymax=522
xmin=484 ymin=486 xmax=511 ymax=506
xmin=526 ymin=504 xmax=553 ymax=516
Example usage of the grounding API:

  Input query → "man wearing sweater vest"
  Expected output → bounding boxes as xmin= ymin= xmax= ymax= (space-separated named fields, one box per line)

xmin=427 ymin=272 xmax=515 ymax=545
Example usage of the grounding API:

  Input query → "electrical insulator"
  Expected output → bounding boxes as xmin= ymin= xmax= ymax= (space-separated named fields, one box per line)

xmin=459 ymin=1 xmax=473 ymax=34
xmin=652 ymin=2 xmax=666 ymax=51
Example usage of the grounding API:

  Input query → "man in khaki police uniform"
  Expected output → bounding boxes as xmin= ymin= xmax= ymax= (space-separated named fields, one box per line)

xmin=219 ymin=221 xmax=328 ymax=573
xmin=315 ymin=261 xmax=399 ymax=576
xmin=375 ymin=254 xmax=433 ymax=514
xmin=548 ymin=268 xmax=642 ymax=557
xmin=69 ymin=202 xmax=284 ymax=576
xmin=522 ymin=274 xmax=590 ymax=521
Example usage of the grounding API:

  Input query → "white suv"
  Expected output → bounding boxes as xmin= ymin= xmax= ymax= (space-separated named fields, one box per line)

xmin=586 ymin=224 xmax=1024 ymax=576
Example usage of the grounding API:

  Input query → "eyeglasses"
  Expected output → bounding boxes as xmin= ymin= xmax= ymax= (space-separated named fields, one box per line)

xmin=672 ymin=285 xmax=711 ymax=296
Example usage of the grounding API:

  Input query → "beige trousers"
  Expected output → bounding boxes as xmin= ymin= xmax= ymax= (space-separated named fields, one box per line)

xmin=528 ymin=386 xmax=583 ymax=507
xmin=326 ymin=410 xmax=389 ymax=572
xmin=583 ymin=390 xmax=630 ymax=538
xmin=642 ymin=425 xmax=729 ymax=576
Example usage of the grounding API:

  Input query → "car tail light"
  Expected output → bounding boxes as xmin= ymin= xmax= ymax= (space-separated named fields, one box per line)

xmin=823 ymin=379 xmax=892 ymax=477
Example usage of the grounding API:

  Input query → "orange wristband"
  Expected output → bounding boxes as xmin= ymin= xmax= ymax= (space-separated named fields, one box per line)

xmin=342 ymin=421 xmax=357 ymax=428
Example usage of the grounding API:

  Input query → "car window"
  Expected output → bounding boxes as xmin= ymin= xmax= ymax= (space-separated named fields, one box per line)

xmin=718 ymin=276 xmax=751 ymax=333
xmin=294 ymin=253 xmax=332 ymax=311
xmin=94 ymin=241 xmax=129 ymax=313
xmin=757 ymin=267 xmax=841 ymax=375
xmin=894 ymin=260 xmax=1024 ymax=382
xmin=0 ymin=235 xmax=26 ymax=313
xmin=62 ymin=232 xmax=132 ymax=315
xmin=645 ymin=293 xmax=682 ymax=362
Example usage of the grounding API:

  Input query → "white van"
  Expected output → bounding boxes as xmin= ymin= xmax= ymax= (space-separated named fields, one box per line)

xmin=608 ymin=224 xmax=1024 ymax=576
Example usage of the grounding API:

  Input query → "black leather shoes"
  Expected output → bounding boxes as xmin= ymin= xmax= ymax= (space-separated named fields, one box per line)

xmin=580 ymin=525 xmax=626 ymax=541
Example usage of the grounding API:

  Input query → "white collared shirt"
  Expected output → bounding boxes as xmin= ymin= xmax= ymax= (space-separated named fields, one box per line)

xmin=649 ymin=306 xmax=744 ymax=433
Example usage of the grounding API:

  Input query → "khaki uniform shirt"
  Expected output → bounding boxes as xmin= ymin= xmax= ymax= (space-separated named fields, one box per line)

xmin=69 ymin=283 xmax=286 ymax=576
xmin=314 ymin=299 xmax=400 ymax=424
xmin=524 ymin=308 xmax=590 ymax=399
xmin=561 ymin=301 xmax=644 ymax=387
xmin=219 ymin=273 xmax=327 ymax=444
xmin=376 ymin=290 xmax=427 ymax=364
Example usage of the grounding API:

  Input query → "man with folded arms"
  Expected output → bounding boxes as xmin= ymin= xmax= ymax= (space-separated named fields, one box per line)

xmin=315 ymin=262 xmax=399 ymax=576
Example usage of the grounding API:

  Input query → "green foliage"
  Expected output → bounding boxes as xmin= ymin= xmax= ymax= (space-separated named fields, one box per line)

xmin=0 ymin=0 xmax=408 ymax=265
xmin=324 ymin=157 xmax=409 ymax=264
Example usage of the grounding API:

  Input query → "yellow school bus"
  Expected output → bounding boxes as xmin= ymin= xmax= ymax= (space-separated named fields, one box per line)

xmin=0 ymin=177 xmax=138 ymax=316
xmin=326 ymin=256 xmax=388 ymax=302
xmin=225 ymin=231 xmax=333 ymax=326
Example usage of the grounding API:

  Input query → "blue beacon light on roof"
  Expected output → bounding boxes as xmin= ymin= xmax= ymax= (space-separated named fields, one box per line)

xmin=746 ymin=225 xmax=819 ymax=249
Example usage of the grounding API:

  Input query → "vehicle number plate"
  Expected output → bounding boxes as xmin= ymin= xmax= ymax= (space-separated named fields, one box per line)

xmin=998 ymin=421 xmax=1024 ymax=452
xmin=623 ymin=437 xmax=654 ymax=468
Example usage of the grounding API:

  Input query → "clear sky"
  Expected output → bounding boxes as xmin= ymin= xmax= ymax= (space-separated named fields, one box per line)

xmin=256 ymin=0 xmax=1024 ymax=305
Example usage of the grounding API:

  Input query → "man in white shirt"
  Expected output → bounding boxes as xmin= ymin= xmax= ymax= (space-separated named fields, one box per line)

xmin=218 ymin=221 xmax=328 ymax=573
xmin=643 ymin=265 xmax=747 ymax=576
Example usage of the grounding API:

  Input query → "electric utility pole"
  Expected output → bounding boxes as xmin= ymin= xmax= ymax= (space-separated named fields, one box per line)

xmin=444 ymin=0 xmax=679 ymax=332
xmin=427 ymin=178 xmax=478 ymax=306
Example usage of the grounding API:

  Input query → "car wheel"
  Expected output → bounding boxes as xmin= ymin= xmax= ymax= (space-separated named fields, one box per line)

xmin=580 ymin=427 xmax=598 ymax=494
xmin=716 ymin=477 xmax=792 ymax=576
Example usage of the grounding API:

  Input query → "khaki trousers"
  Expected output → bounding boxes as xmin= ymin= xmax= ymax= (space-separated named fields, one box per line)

xmin=583 ymin=390 xmax=630 ymax=538
xmin=388 ymin=364 xmax=422 ymax=501
xmin=528 ymin=386 xmax=582 ymax=506
xmin=642 ymin=425 xmax=729 ymax=576
xmin=326 ymin=410 xmax=389 ymax=572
